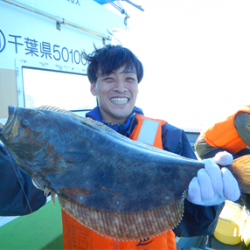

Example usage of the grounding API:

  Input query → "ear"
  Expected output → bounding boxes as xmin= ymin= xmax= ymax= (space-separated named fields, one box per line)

xmin=90 ymin=82 xmax=97 ymax=96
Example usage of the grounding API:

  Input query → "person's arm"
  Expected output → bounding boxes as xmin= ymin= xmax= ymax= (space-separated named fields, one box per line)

xmin=0 ymin=143 xmax=46 ymax=216
xmin=235 ymin=112 xmax=250 ymax=146
xmin=162 ymin=123 xmax=196 ymax=159
xmin=195 ymin=115 xmax=250 ymax=209
xmin=161 ymin=123 xmax=225 ymax=237
xmin=194 ymin=135 xmax=227 ymax=160
xmin=194 ymin=134 xmax=250 ymax=160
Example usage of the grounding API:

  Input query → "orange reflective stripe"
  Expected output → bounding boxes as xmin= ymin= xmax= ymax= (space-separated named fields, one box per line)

xmin=202 ymin=105 xmax=250 ymax=153
xmin=62 ymin=114 xmax=176 ymax=250
xmin=130 ymin=114 xmax=167 ymax=149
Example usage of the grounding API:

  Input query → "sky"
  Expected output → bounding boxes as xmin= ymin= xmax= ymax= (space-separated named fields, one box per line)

xmin=106 ymin=0 xmax=250 ymax=131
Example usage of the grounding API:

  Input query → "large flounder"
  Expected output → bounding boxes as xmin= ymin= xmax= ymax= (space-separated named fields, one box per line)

xmin=0 ymin=106 xmax=250 ymax=241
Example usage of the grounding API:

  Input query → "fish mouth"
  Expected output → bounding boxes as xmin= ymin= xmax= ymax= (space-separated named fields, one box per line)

xmin=0 ymin=106 xmax=16 ymax=141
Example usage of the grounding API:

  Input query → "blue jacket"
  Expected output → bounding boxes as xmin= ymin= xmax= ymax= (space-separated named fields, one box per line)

xmin=0 ymin=106 xmax=223 ymax=237
xmin=0 ymin=142 xmax=46 ymax=216
xmin=86 ymin=106 xmax=196 ymax=159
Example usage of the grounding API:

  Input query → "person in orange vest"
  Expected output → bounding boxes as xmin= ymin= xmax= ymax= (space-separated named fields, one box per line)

xmin=194 ymin=107 xmax=250 ymax=209
xmin=0 ymin=45 xmax=241 ymax=250
xmin=61 ymin=45 xmax=240 ymax=250
xmin=195 ymin=106 xmax=250 ymax=160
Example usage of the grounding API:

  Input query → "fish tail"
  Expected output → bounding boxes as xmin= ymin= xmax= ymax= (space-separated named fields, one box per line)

xmin=229 ymin=155 xmax=250 ymax=194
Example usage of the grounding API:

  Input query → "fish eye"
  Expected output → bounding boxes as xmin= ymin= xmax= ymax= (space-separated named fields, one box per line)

xmin=21 ymin=119 xmax=29 ymax=128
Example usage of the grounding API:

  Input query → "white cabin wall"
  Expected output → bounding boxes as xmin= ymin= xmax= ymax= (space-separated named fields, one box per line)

xmin=0 ymin=0 xmax=125 ymax=121
xmin=0 ymin=69 xmax=17 ymax=119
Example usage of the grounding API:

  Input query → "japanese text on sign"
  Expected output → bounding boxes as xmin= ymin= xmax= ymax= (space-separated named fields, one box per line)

xmin=0 ymin=30 xmax=87 ymax=66
xmin=66 ymin=0 xmax=81 ymax=6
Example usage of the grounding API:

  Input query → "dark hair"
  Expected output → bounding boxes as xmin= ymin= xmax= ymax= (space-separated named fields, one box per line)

xmin=82 ymin=45 xmax=144 ymax=83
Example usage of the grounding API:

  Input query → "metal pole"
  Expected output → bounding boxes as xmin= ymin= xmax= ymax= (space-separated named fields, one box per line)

xmin=122 ymin=0 xmax=144 ymax=12
xmin=1 ymin=0 xmax=111 ymax=41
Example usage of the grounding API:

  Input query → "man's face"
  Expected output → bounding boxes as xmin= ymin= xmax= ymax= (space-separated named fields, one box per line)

xmin=90 ymin=65 xmax=139 ymax=124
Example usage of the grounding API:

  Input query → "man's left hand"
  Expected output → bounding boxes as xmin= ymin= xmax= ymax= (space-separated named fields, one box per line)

xmin=188 ymin=152 xmax=241 ymax=206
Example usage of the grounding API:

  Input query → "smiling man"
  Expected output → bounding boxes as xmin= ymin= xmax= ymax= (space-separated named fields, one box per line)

xmin=60 ymin=45 xmax=240 ymax=250
xmin=90 ymin=65 xmax=139 ymax=125
xmin=84 ymin=45 xmax=144 ymax=135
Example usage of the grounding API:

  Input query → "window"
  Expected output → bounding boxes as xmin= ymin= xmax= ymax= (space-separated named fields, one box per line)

xmin=22 ymin=68 xmax=96 ymax=116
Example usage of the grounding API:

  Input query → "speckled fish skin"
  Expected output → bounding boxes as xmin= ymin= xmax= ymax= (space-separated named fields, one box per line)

xmin=2 ymin=106 xmax=250 ymax=241
xmin=0 ymin=106 xmax=204 ymax=214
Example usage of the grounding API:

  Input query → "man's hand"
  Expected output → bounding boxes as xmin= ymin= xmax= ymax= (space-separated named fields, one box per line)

xmin=188 ymin=151 xmax=241 ymax=206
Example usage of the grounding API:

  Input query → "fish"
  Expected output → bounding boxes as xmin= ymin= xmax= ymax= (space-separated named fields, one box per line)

xmin=0 ymin=106 xmax=250 ymax=241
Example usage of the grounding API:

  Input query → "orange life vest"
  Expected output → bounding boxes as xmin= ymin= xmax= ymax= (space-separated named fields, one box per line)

xmin=202 ymin=105 xmax=250 ymax=153
xmin=62 ymin=114 xmax=176 ymax=250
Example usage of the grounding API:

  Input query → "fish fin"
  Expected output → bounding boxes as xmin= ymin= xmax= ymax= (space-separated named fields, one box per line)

xmin=32 ymin=177 xmax=45 ymax=191
xmin=37 ymin=106 xmax=137 ymax=142
xmin=37 ymin=106 xmax=197 ymax=160
xmin=230 ymin=154 xmax=250 ymax=194
xmin=51 ymin=191 xmax=56 ymax=207
xmin=37 ymin=106 xmax=107 ymax=132
xmin=58 ymin=194 xmax=185 ymax=241
xmin=33 ymin=176 xmax=57 ymax=204
xmin=44 ymin=187 xmax=51 ymax=197
xmin=37 ymin=105 xmax=75 ymax=116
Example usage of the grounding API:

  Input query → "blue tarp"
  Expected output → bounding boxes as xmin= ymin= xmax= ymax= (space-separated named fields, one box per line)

xmin=93 ymin=0 xmax=116 ymax=5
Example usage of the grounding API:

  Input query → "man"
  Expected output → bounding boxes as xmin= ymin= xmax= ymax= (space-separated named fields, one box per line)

xmin=195 ymin=106 xmax=250 ymax=160
xmin=62 ymin=45 xmax=240 ymax=250
xmin=0 ymin=45 xmax=240 ymax=250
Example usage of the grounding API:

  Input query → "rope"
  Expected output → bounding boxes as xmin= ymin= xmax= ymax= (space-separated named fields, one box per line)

xmin=6 ymin=150 xmax=48 ymax=250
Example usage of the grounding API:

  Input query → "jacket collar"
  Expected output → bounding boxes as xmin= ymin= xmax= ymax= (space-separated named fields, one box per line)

xmin=86 ymin=106 xmax=144 ymax=135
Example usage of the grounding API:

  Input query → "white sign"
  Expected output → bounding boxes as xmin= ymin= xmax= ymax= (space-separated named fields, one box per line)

xmin=0 ymin=0 xmax=125 ymax=70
